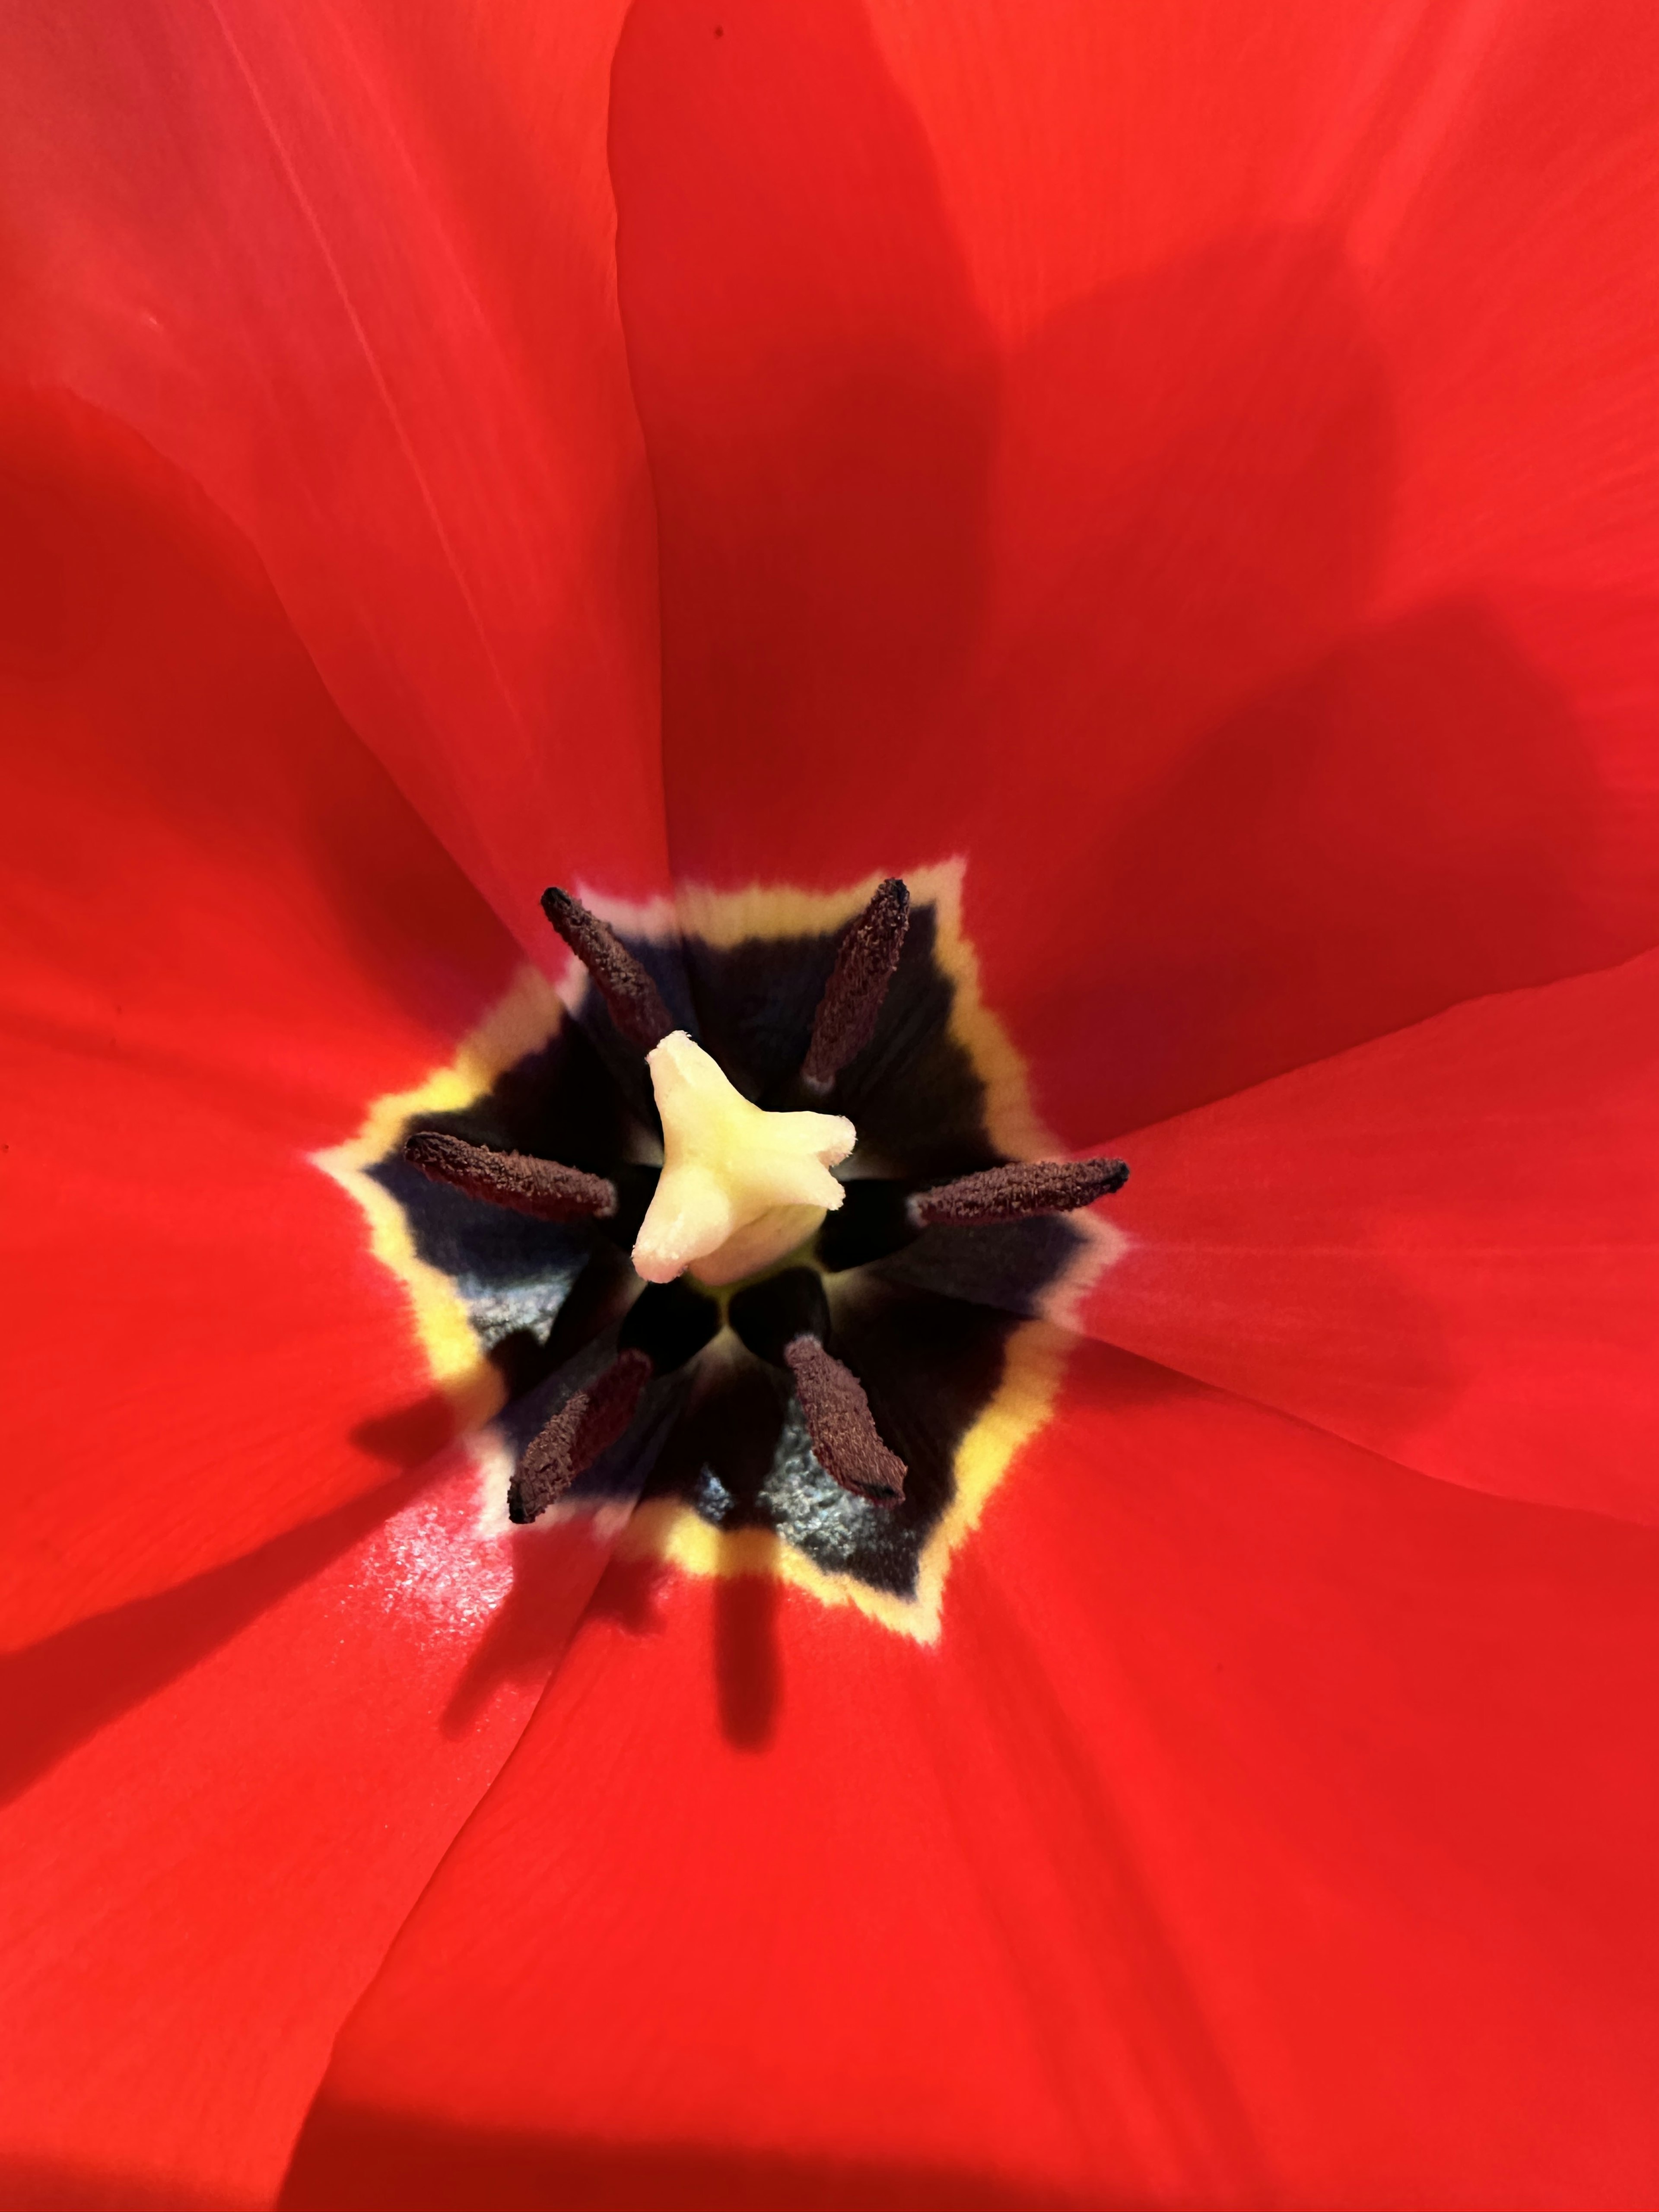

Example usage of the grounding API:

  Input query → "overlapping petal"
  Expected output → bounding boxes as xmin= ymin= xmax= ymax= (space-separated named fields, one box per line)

xmin=1089 ymin=947 xmax=1659 ymax=1526
xmin=0 ymin=389 xmax=522 ymax=1641
xmin=279 ymin=1341 xmax=1659 ymax=2208
xmin=0 ymin=0 xmax=667 ymax=931
xmin=611 ymin=0 xmax=1659 ymax=1141
xmin=1 ymin=1 xmax=1655 ymax=2205
xmin=0 ymin=1446 xmax=602 ymax=2210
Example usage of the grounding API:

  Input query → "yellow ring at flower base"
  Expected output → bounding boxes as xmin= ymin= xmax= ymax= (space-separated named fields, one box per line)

xmin=615 ymin=1314 xmax=1074 ymax=1643
xmin=317 ymin=862 xmax=1125 ymax=1644
xmin=312 ymin=963 xmax=568 ymax=1434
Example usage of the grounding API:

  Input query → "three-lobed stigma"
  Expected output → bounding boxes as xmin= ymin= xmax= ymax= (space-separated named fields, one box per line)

xmin=632 ymin=1031 xmax=853 ymax=1286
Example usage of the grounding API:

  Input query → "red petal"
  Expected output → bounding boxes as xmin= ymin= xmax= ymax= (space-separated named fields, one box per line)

xmin=1090 ymin=947 xmax=1659 ymax=1526
xmin=0 ymin=391 xmax=521 ymax=1644
xmin=0 ymin=1447 xmax=608 ymax=2208
xmin=611 ymin=0 xmax=1659 ymax=1137
xmin=609 ymin=0 xmax=998 ymax=895
xmin=280 ymin=1344 xmax=1659 ymax=2207
xmin=0 ymin=0 xmax=667 ymax=927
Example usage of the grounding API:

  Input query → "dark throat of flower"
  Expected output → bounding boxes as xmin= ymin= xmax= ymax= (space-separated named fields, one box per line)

xmin=403 ymin=880 xmax=1129 ymax=1529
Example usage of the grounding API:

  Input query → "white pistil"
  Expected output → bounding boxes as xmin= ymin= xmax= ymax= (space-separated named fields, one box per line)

xmin=632 ymin=1031 xmax=854 ymax=1287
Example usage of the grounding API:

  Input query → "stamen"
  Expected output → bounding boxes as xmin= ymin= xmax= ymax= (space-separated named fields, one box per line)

xmin=509 ymin=1348 xmax=652 ymax=1522
xmin=801 ymin=877 xmax=909 ymax=1094
xmin=404 ymin=1130 xmax=617 ymax=1222
xmin=910 ymin=1156 xmax=1129 ymax=1228
xmin=783 ymin=1333 xmax=906 ymax=1505
xmin=541 ymin=886 xmax=674 ymax=1052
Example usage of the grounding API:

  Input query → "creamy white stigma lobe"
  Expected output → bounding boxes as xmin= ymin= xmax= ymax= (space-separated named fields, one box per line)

xmin=631 ymin=1031 xmax=855 ymax=1287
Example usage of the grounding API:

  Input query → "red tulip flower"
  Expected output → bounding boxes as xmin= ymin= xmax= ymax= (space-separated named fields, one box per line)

xmin=4 ymin=1 xmax=1659 ymax=2207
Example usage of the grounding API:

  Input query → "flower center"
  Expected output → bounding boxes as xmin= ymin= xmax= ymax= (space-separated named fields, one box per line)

xmin=398 ymin=877 xmax=1129 ymax=1567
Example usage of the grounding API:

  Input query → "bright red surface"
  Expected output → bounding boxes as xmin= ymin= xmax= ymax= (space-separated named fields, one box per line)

xmin=0 ymin=0 xmax=669 ymax=938
xmin=280 ymin=1343 xmax=1659 ymax=2210
xmin=0 ymin=1445 xmax=613 ymax=2210
xmin=0 ymin=391 xmax=629 ymax=2207
xmin=612 ymin=0 xmax=1659 ymax=1142
xmin=1092 ymin=946 xmax=1659 ymax=1526
xmin=0 ymin=0 xmax=1657 ymax=2206
xmin=0 ymin=390 xmax=521 ymax=1646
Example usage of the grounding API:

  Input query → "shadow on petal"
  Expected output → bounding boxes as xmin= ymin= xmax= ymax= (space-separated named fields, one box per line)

xmin=441 ymin=1519 xmax=635 ymax=1738
xmin=279 ymin=2107 xmax=1129 ymax=2212
xmin=348 ymin=1393 xmax=457 ymax=1466
xmin=0 ymin=1459 xmax=442 ymax=1808
xmin=1067 ymin=595 xmax=1627 ymax=1132
xmin=714 ymin=1555 xmax=782 ymax=1751
xmin=0 ymin=2155 xmax=238 ymax=2212
xmin=0 ymin=386 xmax=518 ymax=1030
